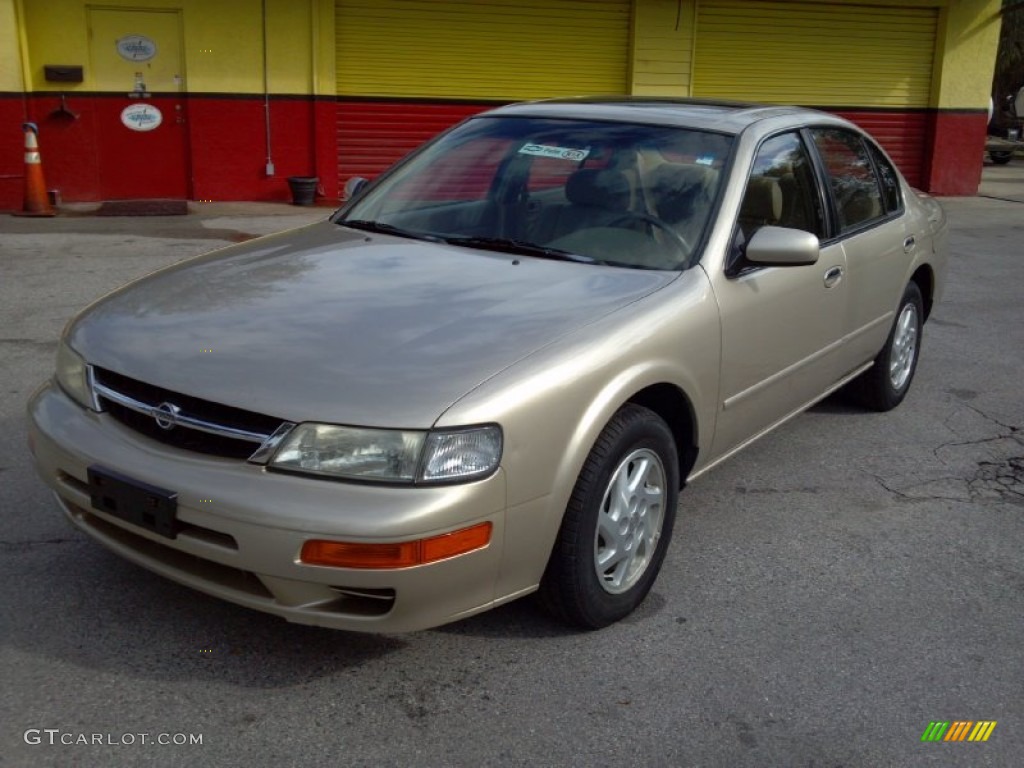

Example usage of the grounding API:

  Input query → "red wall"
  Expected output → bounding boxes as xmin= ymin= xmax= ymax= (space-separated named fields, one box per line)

xmin=1 ymin=93 xmax=329 ymax=210
xmin=22 ymin=93 xmax=184 ymax=201
xmin=834 ymin=109 xmax=987 ymax=194
xmin=921 ymin=111 xmax=988 ymax=196
xmin=0 ymin=96 xmax=988 ymax=212
xmin=187 ymin=95 xmax=320 ymax=202
xmin=1 ymin=94 xmax=30 ymax=211
xmin=336 ymin=101 xmax=961 ymax=195
xmin=337 ymin=100 xmax=495 ymax=187
xmin=835 ymin=110 xmax=929 ymax=189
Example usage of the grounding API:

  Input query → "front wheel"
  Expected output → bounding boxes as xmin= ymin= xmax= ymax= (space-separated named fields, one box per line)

xmin=853 ymin=281 xmax=924 ymax=411
xmin=539 ymin=404 xmax=680 ymax=629
xmin=990 ymin=151 xmax=1013 ymax=165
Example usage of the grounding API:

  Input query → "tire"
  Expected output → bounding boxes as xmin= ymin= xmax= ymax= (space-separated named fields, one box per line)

xmin=853 ymin=282 xmax=924 ymax=412
xmin=539 ymin=404 xmax=680 ymax=629
xmin=990 ymin=151 xmax=1013 ymax=165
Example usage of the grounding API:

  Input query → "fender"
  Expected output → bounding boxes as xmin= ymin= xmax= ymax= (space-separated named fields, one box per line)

xmin=438 ymin=268 xmax=720 ymax=598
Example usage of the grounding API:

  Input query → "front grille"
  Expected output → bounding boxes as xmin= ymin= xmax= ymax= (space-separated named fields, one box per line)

xmin=93 ymin=367 xmax=286 ymax=460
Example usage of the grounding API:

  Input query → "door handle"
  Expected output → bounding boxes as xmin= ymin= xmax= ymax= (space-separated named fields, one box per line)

xmin=904 ymin=235 xmax=916 ymax=253
xmin=823 ymin=265 xmax=843 ymax=288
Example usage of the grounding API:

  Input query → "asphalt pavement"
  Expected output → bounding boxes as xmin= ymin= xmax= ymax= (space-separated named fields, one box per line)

xmin=1 ymin=169 xmax=1022 ymax=768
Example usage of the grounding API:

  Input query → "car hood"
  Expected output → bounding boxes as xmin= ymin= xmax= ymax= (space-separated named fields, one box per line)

xmin=69 ymin=222 xmax=675 ymax=427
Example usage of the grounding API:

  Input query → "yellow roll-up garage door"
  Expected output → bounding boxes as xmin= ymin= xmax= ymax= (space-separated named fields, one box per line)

xmin=693 ymin=0 xmax=937 ymax=107
xmin=693 ymin=0 xmax=938 ymax=186
xmin=335 ymin=0 xmax=631 ymax=99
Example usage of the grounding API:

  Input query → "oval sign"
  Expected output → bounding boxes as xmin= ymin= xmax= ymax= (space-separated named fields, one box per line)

xmin=116 ymin=34 xmax=157 ymax=62
xmin=121 ymin=104 xmax=163 ymax=132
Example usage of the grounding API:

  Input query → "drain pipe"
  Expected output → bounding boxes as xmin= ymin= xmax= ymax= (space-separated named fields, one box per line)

xmin=262 ymin=0 xmax=275 ymax=176
xmin=14 ymin=0 xmax=32 ymax=118
xmin=310 ymin=0 xmax=321 ymax=194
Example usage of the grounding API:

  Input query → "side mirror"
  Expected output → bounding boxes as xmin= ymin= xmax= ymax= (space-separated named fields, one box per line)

xmin=343 ymin=176 xmax=369 ymax=201
xmin=745 ymin=226 xmax=819 ymax=267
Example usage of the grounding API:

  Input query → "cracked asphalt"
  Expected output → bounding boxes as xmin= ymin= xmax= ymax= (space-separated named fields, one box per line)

xmin=1 ymin=176 xmax=1022 ymax=767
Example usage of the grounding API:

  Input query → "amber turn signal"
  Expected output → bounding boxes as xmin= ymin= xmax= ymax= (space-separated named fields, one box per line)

xmin=301 ymin=522 xmax=492 ymax=569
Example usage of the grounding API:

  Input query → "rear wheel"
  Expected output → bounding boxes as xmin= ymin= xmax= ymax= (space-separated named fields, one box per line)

xmin=853 ymin=281 xmax=924 ymax=411
xmin=539 ymin=404 xmax=679 ymax=629
xmin=990 ymin=151 xmax=1013 ymax=165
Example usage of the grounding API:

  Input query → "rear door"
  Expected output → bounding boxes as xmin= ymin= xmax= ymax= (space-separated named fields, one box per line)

xmin=808 ymin=128 xmax=910 ymax=371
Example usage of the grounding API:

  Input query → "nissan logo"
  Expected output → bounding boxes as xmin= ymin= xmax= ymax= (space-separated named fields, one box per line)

xmin=153 ymin=402 xmax=182 ymax=431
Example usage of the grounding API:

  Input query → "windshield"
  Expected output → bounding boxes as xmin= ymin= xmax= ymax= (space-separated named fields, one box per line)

xmin=337 ymin=116 xmax=733 ymax=270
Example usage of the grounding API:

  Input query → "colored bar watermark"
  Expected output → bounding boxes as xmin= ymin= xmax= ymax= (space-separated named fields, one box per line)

xmin=921 ymin=721 xmax=997 ymax=742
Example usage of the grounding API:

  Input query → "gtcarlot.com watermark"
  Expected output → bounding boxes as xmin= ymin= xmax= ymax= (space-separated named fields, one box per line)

xmin=24 ymin=729 xmax=203 ymax=746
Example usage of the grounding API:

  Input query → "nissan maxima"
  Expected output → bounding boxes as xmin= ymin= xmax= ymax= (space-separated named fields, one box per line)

xmin=28 ymin=99 xmax=948 ymax=632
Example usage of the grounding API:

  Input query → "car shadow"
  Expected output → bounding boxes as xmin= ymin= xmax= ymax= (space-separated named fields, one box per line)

xmin=4 ymin=538 xmax=405 ymax=688
xmin=435 ymin=595 xmax=580 ymax=639
xmin=437 ymin=589 xmax=667 ymax=638
xmin=809 ymin=388 xmax=864 ymax=415
xmin=6 ymin=510 xmax=605 ymax=685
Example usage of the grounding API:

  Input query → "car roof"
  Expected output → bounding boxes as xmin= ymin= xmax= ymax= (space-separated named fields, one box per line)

xmin=480 ymin=97 xmax=834 ymax=135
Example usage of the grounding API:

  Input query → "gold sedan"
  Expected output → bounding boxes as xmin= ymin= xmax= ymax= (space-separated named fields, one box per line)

xmin=28 ymin=100 xmax=948 ymax=631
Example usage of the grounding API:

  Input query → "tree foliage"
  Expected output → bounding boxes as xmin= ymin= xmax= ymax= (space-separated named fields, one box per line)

xmin=993 ymin=0 xmax=1024 ymax=107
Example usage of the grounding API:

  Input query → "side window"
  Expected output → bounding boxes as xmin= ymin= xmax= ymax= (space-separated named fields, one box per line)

xmin=810 ymin=128 xmax=885 ymax=234
xmin=867 ymin=142 xmax=902 ymax=214
xmin=741 ymin=132 xmax=826 ymax=241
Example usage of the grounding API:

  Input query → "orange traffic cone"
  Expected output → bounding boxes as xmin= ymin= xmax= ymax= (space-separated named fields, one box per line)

xmin=14 ymin=122 xmax=56 ymax=217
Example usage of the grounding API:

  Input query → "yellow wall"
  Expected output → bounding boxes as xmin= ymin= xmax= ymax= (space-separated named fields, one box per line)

xmin=1 ymin=0 xmax=25 ymax=90
xmin=12 ymin=0 xmax=1002 ymax=111
xmin=932 ymin=0 xmax=1002 ymax=109
xmin=18 ymin=0 xmax=334 ymax=95
xmin=684 ymin=0 xmax=995 ymax=110
xmin=627 ymin=0 xmax=996 ymax=106
xmin=630 ymin=0 xmax=695 ymax=97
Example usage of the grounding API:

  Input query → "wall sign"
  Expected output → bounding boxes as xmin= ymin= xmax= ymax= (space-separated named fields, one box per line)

xmin=121 ymin=104 xmax=163 ymax=132
xmin=116 ymin=35 xmax=157 ymax=62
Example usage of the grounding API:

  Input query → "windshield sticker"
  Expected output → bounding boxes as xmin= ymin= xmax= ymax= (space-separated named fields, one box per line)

xmin=695 ymin=155 xmax=714 ymax=166
xmin=518 ymin=144 xmax=591 ymax=162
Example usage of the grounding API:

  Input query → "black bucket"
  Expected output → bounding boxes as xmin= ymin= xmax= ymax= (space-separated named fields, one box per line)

xmin=287 ymin=176 xmax=319 ymax=206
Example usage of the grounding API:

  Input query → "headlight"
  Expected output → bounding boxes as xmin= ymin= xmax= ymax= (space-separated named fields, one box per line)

xmin=55 ymin=341 xmax=95 ymax=410
xmin=269 ymin=423 xmax=502 ymax=484
xmin=270 ymin=425 xmax=425 ymax=482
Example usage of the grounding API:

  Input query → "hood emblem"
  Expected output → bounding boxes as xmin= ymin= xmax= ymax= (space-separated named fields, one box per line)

xmin=153 ymin=402 xmax=182 ymax=431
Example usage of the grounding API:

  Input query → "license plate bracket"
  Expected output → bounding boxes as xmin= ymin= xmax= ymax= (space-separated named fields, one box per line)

xmin=87 ymin=466 xmax=179 ymax=539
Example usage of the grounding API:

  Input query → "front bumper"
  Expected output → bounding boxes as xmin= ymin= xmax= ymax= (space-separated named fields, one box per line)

xmin=27 ymin=382 xmax=507 ymax=633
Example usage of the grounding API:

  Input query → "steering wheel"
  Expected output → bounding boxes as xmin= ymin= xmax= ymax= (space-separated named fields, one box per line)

xmin=607 ymin=212 xmax=691 ymax=260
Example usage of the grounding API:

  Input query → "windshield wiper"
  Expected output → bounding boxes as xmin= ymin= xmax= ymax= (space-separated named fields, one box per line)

xmin=338 ymin=219 xmax=445 ymax=243
xmin=441 ymin=236 xmax=597 ymax=264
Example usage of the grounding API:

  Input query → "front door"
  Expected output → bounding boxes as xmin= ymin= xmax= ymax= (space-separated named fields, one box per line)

xmin=709 ymin=131 xmax=849 ymax=460
xmin=88 ymin=8 xmax=189 ymax=199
